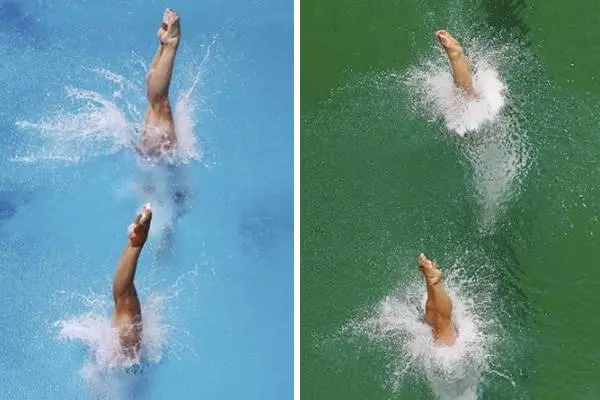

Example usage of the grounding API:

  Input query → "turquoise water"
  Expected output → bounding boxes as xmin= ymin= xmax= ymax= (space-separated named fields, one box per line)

xmin=0 ymin=1 xmax=292 ymax=399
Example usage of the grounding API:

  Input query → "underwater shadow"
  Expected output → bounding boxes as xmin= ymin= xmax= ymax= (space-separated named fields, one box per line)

xmin=483 ymin=0 xmax=530 ymax=43
xmin=239 ymin=195 xmax=293 ymax=256
xmin=0 ymin=188 xmax=35 ymax=232
xmin=0 ymin=1 xmax=42 ymax=46
xmin=0 ymin=196 xmax=17 ymax=221
xmin=121 ymin=366 xmax=154 ymax=400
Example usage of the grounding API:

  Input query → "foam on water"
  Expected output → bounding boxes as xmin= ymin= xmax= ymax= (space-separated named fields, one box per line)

xmin=134 ymin=166 xmax=185 ymax=253
xmin=55 ymin=268 xmax=200 ymax=399
xmin=14 ymin=39 xmax=217 ymax=165
xmin=464 ymin=126 xmax=526 ymax=231
xmin=15 ymin=85 xmax=134 ymax=162
xmin=405 ymin=38 xmax=529 ymax=231
xmin=348 ymin=262 xmax=502 ymax=399
xmin=405 ymin=41 xmax=507 ymax=137
xmin=13 ymin=41 xmax=216 ymax=253
xmin=56 ymin=293 xmax=166 ymax=370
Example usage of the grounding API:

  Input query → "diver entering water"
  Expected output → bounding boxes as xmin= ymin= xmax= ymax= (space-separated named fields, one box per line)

xmin=435 ymin=30 xmax=476 ymax=98
xmin=140 ymin=8 xmax=181 ymax=158
xmin=136 ymin=8 xmax=188 ymax=257
xmin=418 ymin=253 xmax=457 ymax=346
xmin=112 ymin=204 xmax=152 ymax=360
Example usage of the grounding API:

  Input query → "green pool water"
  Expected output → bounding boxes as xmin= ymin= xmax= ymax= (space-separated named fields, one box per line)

xmin=301 ymin=0 xmax=600 ymax=398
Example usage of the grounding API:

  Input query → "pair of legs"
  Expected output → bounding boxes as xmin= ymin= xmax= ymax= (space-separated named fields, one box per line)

xmin=422 ymin=31 xmax=472 ymax=343
xmin=141 ymin=8 xmax=181 ymax=157
xmin=435 ymin=30 xmax=476 ymax=98
xmin=111 ymin=9 xmax=183 ymax=361
xmin=418 ymin=253 xmax=457 ymax=346
xmin=112 ymin=204 xmax=153 ymax=359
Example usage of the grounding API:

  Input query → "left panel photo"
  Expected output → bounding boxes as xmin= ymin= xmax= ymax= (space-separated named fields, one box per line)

xmin=1 ymin=1 xmax=293 ymax=399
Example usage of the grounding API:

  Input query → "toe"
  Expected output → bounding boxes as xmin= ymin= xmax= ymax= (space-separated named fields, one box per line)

xmin=140 ymin=205 xmax=152 ymax=224
xmin=133 ymin=212 xmax=142 ymax=224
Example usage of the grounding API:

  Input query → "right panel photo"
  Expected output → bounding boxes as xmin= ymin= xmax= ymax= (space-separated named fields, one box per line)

xmin=301 ymin=0 xmax=600 ymax=399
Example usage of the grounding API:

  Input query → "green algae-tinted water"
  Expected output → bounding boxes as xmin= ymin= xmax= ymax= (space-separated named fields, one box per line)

xmin=301 ymin=0 xmax=600 ymax=398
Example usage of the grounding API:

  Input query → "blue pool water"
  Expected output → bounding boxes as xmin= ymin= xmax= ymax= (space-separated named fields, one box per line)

xmin=0 ymin=1 xmax=293 ymax=399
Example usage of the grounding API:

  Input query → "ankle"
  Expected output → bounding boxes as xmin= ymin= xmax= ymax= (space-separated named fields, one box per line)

xmin=161 ymin=38 xmax=180 ymax=49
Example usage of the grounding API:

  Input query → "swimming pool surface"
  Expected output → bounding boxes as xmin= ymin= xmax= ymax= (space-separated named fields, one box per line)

xmin=0 ymin=0 xmax=292 ymax=399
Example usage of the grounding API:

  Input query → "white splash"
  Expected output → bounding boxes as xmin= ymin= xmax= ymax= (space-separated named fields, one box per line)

xmin=173 ymin=37 xmax=216 ymax=163
xmin=55 ymin=267 xmax=201 ymax=398
xmin=14 ymin=40 xmax=216 ymax=164
xmin=128 ymin=162 xmax=190 ymax=253
xmin=464 ymin=127 xmax=526 ymax=232
xmin=56 ymin=293 xmax=167 ymax=373
xmin=15 ymin=85 xmax=136 ymax=161
xmin=350 ymin=266 xmax=499 ymax=399
xmin=406 ymin=44 xmax=507 ymax=137
xmin=405 ymin=39 xmax=528 ymax=232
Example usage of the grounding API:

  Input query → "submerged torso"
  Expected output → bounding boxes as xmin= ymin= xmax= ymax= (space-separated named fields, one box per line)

xmin=432 ymin=322 xmax=457 ymax=346
xmin=142 ymin=103 xmax=178 ymax=157
xmin=113 ymin=297 xmax=142 ymax=360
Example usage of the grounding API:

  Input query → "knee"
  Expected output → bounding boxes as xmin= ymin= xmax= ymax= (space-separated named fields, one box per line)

xmin=147 ymin=93 xmax=169 ymax=111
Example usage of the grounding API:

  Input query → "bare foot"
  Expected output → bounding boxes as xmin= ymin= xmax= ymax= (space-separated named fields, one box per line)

xmin=128 ymin=204 xmax=152 ymax=247
xmin=435 ymin=30 xmax=464 ymax=60
xmin=159 ymin=8 xmax=180 ymax=47
xmin=156 ymin=9 xmax=170 ymax=39
xmin=157 ymin=23 xmax=167 ymax=40
xmin=418 ymin=253 xmax=442 ymax=286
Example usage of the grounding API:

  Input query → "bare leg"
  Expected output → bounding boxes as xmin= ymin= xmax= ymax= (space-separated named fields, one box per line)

xmin=142 ymin=9 xmax=181 ymax=155
xmin=146 ymin=44 xmax=164 ymax=85
xmin=418 ymin=253 xmax=457 ymax=345
xmin=147 ymin=14 xmax=179 ymax=106
xmin=435 ymin=30 xmax=476 ymax=98
xmin=112 ymin=204 xmax=152 ymax=359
